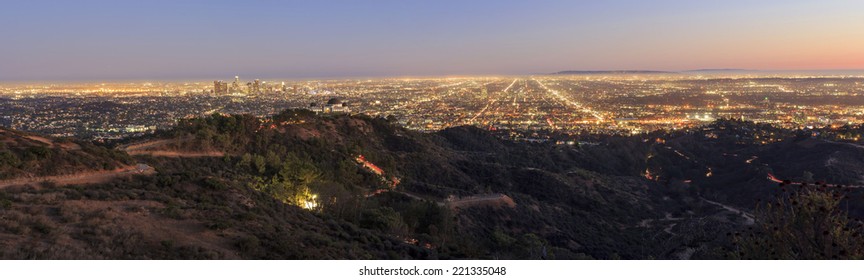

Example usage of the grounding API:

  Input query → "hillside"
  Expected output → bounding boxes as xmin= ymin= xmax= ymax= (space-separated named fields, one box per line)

xmin=0 ymin=127 xmax=132 ymax=181
xmin=2 ymin=111 xmax=864 ymax=259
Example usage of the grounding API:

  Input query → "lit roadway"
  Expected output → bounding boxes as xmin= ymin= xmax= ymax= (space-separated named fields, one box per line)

xmin=468 ymin=100 xmax=494 ymax=124
xmin=467 ymin=78 xmax=572 ymax=130
xmin=503 ymin=78 xmax=518 ymax=93
xmin=532 ymin=77 xmax=605 ymax=122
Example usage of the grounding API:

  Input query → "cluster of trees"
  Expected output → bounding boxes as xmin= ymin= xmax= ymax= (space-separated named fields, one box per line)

xmin=244 ymin=153 xmax=322 ymax=210
xmin=489 ymin=229 xmax=553 ymax=259
xmin=731 ymin=185 xmax=864 ymax=259
xmin=162 ymin=111 xmax=459 ymax=252
xmin=0 ymin=136 xmax=130 ymax=179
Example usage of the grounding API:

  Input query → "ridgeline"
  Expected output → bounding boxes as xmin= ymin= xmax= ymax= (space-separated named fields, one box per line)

xmin=2 ymin=110 xmax=864 ymax=259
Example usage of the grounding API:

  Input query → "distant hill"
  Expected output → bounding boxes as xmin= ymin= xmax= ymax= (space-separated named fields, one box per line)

xmin=2 ymin=111 xmax=864 ymax=259
xmin=686 ymin=68 xmax=750 ymax=72
xmin=553 ymin=70 xmax=676 ymax=75
xmin=684 ymin=69 xmax=755 ymax=73
xmin=552 ymin=69 xmax=762 ymax=75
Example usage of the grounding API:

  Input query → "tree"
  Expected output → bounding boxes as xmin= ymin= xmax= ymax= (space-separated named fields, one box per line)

xmin=0 ymin=151 xmax=21 ymax=167
xmin=253 ymin=154 xmax=267 ymax=174
xmin=238 ymin=153 xmax=253 ymax=169
xmin=249 ymin=156 xmax=324 ymax=210
xmin=359 ymin=207 xmax=406 ymax=234
xmin=277 ymin=156 xmax=321 ymax=188
xmin=265 ymin=150 xmax=281 ymax=168
xmin=731 ymin=186 xmax=864 ymax=259
xmin=517 ymin=233 xmax=547 ymax=259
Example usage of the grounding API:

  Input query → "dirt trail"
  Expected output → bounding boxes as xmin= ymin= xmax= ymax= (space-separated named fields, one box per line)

xmin=447 ymin=194 xmax=516 ymax=209
xmin=23 ymin=135 xmax=54 ymax=145
xmin=120 ymin=138 xmax=180 ymax=152
xmin=20 ymin=135 xmax=82 ymax=150
xmin=824 ymin=140 xmax=864 ymax=150
xmin=702 ymin=198 xmax=755 ymax=225
xmin=388 ymin=191 xmax=516 ymax=210
xmin=0 ymin=164 xmax=155 ymax=188
xmin=126 ymin=150 xmax=225 ymax=157
xmin=120 ymin=137 xmax=225 ymax=158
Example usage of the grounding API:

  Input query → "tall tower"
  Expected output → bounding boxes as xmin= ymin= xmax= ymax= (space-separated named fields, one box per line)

xmin=252 ymin=79 xmax=261 ymax=94
xmin=213 ymin=80 xmax=228 ymax=95
xmin=231 ymin=76 xmax=241 ymax=93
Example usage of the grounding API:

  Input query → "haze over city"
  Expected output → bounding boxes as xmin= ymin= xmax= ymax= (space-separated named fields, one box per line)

xmin=6 ymin=0 xmax=864 ymax=269
xmin=2 ymin=0 xmax=863 ymax=81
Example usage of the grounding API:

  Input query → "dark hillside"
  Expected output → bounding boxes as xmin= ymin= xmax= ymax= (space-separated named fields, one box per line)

xmin=3 ymin=112 xmax=864 ymax=259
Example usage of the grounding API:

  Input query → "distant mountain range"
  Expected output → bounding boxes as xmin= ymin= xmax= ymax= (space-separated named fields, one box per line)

xmin=553 ymin=70 xmax=675 ymax=75
xmin=552 ymin=69 xmax=754 ymax=75
xmin=684 ymin=69 xmax=752 ymax=72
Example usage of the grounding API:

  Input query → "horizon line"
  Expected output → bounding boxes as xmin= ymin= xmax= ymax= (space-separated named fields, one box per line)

xmin=3 ymin=68 xmax=864 ymax=83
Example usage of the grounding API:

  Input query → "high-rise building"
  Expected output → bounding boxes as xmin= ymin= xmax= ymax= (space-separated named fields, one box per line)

xmin=252 ymin=79 xmax=261 ymax=94
xmin=231 ymin=76 xmax=241 ymax=93
xmin=213 ymin=80 xmax=229 ymax=95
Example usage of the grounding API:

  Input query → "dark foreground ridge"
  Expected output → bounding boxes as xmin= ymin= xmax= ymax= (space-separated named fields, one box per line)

xmin=2 ymin=110 xmax=864 ymax=259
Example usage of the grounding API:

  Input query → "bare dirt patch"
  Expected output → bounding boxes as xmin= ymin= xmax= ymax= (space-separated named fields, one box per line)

xmin=0 ymin=164 xmax=156 ymax=189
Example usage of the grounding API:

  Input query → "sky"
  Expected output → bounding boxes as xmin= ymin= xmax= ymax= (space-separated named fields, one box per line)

xmin=1 ymin=0 xmax=863 ymax=81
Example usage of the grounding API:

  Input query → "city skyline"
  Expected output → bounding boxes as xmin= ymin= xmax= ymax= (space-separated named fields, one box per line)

xmin=5 ymin=0 xmax=864 ymax=265
xmin=2 ymin=0 xmax=864 ymax=81
xmin=4 ymin=74 xmax=862 ymax=141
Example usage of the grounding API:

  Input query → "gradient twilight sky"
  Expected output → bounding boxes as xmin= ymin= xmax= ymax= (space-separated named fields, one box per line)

xmin=1 ymin=0 xmax=863 ymax=80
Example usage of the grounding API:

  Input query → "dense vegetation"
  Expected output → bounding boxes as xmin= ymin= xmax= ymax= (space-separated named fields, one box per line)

xmin=731 ymin=184 xmax=864 ymax=259
xmin=3 ymin=110 xmax=864 ymax=259
xmin=0 ymin=129 xmax=131 ymax=180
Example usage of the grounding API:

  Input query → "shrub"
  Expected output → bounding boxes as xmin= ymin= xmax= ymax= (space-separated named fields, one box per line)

xmin=731 ymin=186 xmax=864 ymax=259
